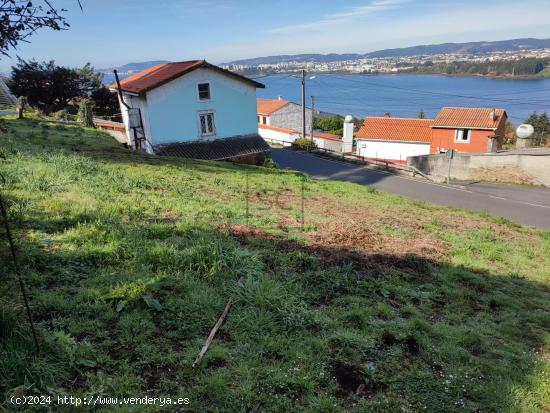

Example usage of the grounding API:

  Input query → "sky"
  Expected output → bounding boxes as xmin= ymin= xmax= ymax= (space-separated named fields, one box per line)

xmin=1 ymin=0 xmax=550 ymax=72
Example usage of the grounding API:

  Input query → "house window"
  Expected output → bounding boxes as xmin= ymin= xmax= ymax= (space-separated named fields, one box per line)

xmin=198 ymin=112 xmax=215 ymax=137
xmin=197 ymin=83 xmax=211 ymax=100
xmin=262 ymin=116 xmax=267 ymax=124
xmin=257 ymin=115 xmax=260 ymax=123
xmin=454 ymin=129 xmax=470 ymax=143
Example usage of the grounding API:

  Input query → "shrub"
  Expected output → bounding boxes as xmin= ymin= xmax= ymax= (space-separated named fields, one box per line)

xmin=292 ymin=137 xmax=317 ymax=151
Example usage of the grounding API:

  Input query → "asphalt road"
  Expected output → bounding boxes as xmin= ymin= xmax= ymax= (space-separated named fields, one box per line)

xmin=271 ymin=149 xmax=550 ymax=230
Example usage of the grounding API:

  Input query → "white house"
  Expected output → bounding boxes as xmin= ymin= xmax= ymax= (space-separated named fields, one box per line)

xmin=109 ymin=60 xmax=270 ymax=161
xmin=355 ymin=116 xmax=433 ymax=163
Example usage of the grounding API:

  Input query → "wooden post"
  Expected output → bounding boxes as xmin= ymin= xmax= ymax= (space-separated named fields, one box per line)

xmin=301 ymin=177 xmax=305 ymax=232
xmin=245 ymin=170 xmax=249 ymax=226
xmin=0 ymin=174 xmax=39 ymax=352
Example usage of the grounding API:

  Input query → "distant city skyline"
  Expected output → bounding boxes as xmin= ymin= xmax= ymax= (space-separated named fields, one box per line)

xmin=1 ymin=0 xmax=549 ymax=72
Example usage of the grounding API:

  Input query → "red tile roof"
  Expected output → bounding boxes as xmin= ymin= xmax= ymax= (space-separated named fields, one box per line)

xmin=257 ymin=98 xmax=290 ymax=115
xmin=258 ymin=123 xmax=296 ymax=134
xmin=356 ymin=117 xmax=433 ymax=143
xmin=314 ymin=132 xmax=341 ymax=142
xmin=110 ymin=60 xmax=264 ymax=94
xmin=432 ymin=107 xmax=506 ymax=129
xmin=258 ymin=124 xmax=341 ymax=142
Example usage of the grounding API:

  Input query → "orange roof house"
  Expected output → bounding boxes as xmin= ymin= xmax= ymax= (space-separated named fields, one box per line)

xmin=257 ymin=98 xmax=290 ymax=116
xmin=256 ymin=98 xmax=312 ymax=132
xmin=355 ymin=116 xmax=433 ymax=163
xmin=356 ymin=117 xmax=433 ymax=143
xmin=431 ymin=107 xmax=507 ymax=153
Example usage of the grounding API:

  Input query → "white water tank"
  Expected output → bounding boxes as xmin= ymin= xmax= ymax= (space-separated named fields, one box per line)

xmin=516 ymin=124 xmax=534 ymax=139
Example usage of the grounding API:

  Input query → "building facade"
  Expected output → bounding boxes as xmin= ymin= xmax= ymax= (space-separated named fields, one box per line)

xmin=110 ymin=60 xmax=269 ymax=160
xmin=257 ymin=98 xmax=312 ymax=133
xmin=355 ymin=117 xmax=433 ymax=163
xmin=430 ymin=107 xmax=507 ymax=154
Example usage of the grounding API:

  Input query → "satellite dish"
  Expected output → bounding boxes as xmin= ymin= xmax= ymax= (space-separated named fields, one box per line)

xmin=516 ymin=124 xmax=534 ymax=139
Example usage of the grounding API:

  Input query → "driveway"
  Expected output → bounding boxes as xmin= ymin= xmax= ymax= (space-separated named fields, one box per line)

xmin=271 ymin=149 xmax=550 ymax=230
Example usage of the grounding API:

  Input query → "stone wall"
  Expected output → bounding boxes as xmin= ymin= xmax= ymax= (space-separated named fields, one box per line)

xmin=408 ymin=151 xmax=550 ymax=187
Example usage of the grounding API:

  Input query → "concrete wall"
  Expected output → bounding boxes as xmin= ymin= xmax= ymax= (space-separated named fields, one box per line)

xmin=258 ymin=127 xmax=298 ymax=147
xmin=408 ymin=152 xmax=550 ymax=186
xmin=356 ymin=139 xmax=431 ymax=161
xmin=132 ymin=67 xmax=258 ymax=145
xmin=269 ymin=102 xmax=312 ymax=132
xmin=314 ymin=137 xmax=342 ymax=152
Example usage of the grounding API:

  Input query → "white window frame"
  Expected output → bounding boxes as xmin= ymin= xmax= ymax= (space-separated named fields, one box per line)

xmin=196 ymin=81 xmax=212 ymax=102
xmin=454 ymin=129 xmax=471 ymax=143
xmin=197 ymin=110 xmax=216 ymax=138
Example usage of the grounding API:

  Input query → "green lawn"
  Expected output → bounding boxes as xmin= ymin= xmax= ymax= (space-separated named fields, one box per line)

xmin=1 ymin=117 xmax=549 ymax=412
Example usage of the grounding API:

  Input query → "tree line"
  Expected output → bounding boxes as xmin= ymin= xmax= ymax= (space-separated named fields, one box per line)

xmin=405 ymin=58 xmax=548 ymax=77
xmin=6 ymin=59 xmax=120 ymax=120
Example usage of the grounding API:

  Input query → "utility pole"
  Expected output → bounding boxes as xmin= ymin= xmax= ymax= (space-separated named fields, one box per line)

xmin=301 ymin=69 xmax=306 ymax=139
xmin=310 ymin=96 xmax=315 ymax=140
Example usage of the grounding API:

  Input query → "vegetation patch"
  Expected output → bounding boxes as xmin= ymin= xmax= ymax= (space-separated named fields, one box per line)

xmin=0 ymin=117 xmax=549 ymax=412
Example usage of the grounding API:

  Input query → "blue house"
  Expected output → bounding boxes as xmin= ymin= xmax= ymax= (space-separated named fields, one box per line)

xmin=110 ymin=60 xmax=269 ymax=161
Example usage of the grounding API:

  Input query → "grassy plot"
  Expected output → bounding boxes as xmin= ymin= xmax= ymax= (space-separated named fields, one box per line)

xmin=0 ymin=117 xmax=549 ymax=412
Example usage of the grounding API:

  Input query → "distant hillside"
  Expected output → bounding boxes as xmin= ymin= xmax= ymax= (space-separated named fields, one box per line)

xmin=97 ymin=60 xmax=170 ymax=74
xmin=223 ymin=53 xmax=361 ymax=66
xmin=98 ymin=60 xmax=170 ymax=85
xmin=222 ymin=38 xmax=550 ymax=66
xmin=366 ymin=38 xmax=550 ymax=58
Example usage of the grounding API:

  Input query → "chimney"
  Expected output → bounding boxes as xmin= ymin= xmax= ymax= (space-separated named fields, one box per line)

xmin=490 ymin=109 xmax=497 ymax=121
xmin=384 ymin=112 xmax=391 ymax=118
xmin=342 ymin=115 xmax=354 ymax=154
xmin=278 ymin=95 xmax=283 ymax=100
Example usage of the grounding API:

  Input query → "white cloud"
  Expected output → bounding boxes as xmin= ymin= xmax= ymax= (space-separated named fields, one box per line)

xmin=269 ymin=0 xmax=409 ymax=34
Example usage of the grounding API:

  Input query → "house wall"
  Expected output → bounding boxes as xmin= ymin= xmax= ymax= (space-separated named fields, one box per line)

xmin=356 ymin=139 xmax=431 ymax=161
xmin=430 ymin=121 xmax=505 ymax=154
xmin=118 ymin=93 xmax=153 ymax=152
xmin=142 ymin=68 xmax=258 ymax=145
xmin=314 ymin=137 xmax=342 ymax=152
xmin=258 ymin=126 xmax=299 ymax=147
xmin=269 ymin=102 xmax=312 ymax=133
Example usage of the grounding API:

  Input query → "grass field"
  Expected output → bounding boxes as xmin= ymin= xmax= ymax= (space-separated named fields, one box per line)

xmin=1 ymin=117 xmax=549 ymax=412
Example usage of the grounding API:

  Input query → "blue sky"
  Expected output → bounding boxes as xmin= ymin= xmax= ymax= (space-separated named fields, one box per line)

xmin=1 ymin=0 xmax=549 ymax=71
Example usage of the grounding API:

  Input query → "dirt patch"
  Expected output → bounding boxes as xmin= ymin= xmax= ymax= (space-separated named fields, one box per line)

xmin=226 ymin=223 xmax=436 ymax=276
xmin=309 ymin=220 xmax=448 ymax=262
xmin=331 ymin=362 xmax=387 ymax=398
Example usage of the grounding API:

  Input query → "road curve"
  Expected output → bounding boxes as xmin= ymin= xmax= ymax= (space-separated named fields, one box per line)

xmin=271 ymin=149 xmax=550 ymax=230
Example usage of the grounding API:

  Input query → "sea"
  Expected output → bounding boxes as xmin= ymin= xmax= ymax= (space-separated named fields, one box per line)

xmin=255 ymin=74 xmax=550 ymax=124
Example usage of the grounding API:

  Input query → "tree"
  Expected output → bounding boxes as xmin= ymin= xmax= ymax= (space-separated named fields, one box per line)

xmin=91 ymin=86 xmax=119 ymax=118
xmin=418 ymin=110 xmax=425 ymax=119
xmin=9 ymin=59 xmax=101 ymax=114
xmin=524 ymin=112 xmax=550 ymax=146
xmin=0 ymin=1 xmax=71 ymax=56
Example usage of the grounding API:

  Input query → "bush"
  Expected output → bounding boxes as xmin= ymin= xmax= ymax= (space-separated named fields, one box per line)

xmin=292 ymin=137 xmax=317 ymax=151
